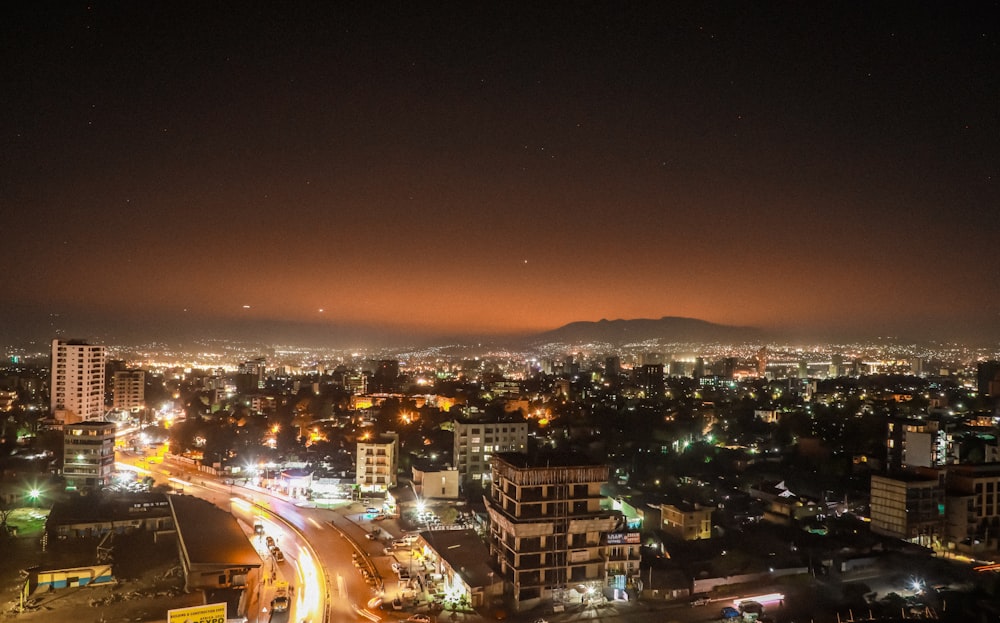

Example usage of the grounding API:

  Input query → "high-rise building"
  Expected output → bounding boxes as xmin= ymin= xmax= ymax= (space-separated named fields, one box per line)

xmin=485 ymin=452 xmax=639 ymax=611
xmin=237 ymin=357 xmax=266 ymax=392
xmin=372 ymin=359 xmax=400 ymax=393
xmin=63 ymin=421 xmax=116 ymax=490
xmin=977 ymin=361 xmax=1000 ymax=398
xmin=50 ymin=339 xmax=106 ymax=424
xmin=637 ymin=364 xmax=665 ymax=398
xmin=112 ymin=370 xmax=145 ymax=411
xmin=453 ymin=416 xmax=528 ymax=486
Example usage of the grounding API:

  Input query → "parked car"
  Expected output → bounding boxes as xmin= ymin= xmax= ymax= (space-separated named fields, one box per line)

xmin=691 ymin=595 xmax=709 ymax=606
xmin=407 ymin=615 xmax=432 ymax=623
xmin=721 ymin=606 xmax=740 ymax=619
xmin=272 ymin=548 xmax=284 ymax=562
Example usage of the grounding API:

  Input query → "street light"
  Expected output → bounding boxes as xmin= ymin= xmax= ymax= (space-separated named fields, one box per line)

xmin=27 ymin=487 xmax=41 ymax=508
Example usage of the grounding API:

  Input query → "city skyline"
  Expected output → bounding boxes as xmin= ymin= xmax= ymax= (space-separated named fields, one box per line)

xmin=3 ymin=4 xmax=998 ymax=347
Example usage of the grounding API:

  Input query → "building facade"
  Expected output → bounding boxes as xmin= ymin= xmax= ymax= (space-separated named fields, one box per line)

xmin=412 ymin=464 xmax=461 ymax=500
xmin=660 ymin=502 xmax=713 ymax=540
xmin=870 ymin=469 xmax=946 ymax=547
xmin=485 ymin=452 xmax=640 ymax=611
xmin=356 ymin=433 xmax=398 ymax=492
xmin=51 ymin=339 xmax=106 ymax=424
xmin=453 ymin=416 xmax=528 ymax=487
xmin=63 ymin=421 xmax=116 ymax=490
xmin=111 ymin=370 xmax=145 ymax=411
xmin=946 ymin=464 xmax=1000 ymax=552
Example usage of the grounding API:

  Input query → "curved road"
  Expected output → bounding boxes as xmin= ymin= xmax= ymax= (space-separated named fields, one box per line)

xmin=118 ymin=451 xmax=384 ymax=623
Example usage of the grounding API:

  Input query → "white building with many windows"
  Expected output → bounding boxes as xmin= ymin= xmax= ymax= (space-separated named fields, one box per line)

xmin=356 ymin=433 xmax=398 ymax=492
xmin=51 ymin=339 xmax=106 ymax=424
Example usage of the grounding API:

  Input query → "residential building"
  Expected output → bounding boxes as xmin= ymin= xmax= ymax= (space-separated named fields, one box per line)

xmin=236 ymin=357 xmax=266 ymax=393
xmin=485 ymin=452 xmax=639 ymax=611
xmin=870 ymin=468 xmax=946 ymax=547
xmin=946 ymin=463 xmax=1000 ymax=552
xmin=453 ymin=415 xmax=528 ymax=486
xmin=356 ymin=433 xmax=398 ymax=492
xmin=63 ymin=421 xmax=116 ymax=491
xmin=372 ymin=359 xmax=400 ymax=393
xmin=660 ymin=502 xmax=713 ymax=540
xmin=51 ymin=339 xmax=106 ymax=424
xmin=412 ymin=463 xmax=460 ymax=500
xmin=111 ymin=370 xmax=144 ymax=411
xmin=978 ymin=361 xmax=1000 ymax=398
xmin=886 ymin=417 xmax=956 ymax=472
xmin=637 ymin=364 xmax=664 ymax=398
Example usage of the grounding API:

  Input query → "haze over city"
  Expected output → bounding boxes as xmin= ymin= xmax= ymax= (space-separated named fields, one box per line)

xmin=3 ymin=4 xmax=997 ymax=348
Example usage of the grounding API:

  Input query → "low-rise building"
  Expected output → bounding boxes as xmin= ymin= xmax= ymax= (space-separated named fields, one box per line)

xmin=660 ymin=501 xmax=713 ymax=540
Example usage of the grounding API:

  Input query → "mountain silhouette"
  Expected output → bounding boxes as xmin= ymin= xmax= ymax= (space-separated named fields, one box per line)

xmin=531 ymin=316 xmax=761 ymax=345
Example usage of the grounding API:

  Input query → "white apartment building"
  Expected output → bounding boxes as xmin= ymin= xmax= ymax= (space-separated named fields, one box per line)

xmin=356 ymin=433 xmax=398 ymax=492
xmin=51 ymin=339 xmax=106 ymax=424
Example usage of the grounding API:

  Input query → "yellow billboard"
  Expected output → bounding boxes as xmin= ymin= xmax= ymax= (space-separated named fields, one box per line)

xmin=167 ymin=602 xmax=227 ymax=623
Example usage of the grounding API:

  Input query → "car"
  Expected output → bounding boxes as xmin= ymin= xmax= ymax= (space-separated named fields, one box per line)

xmin=691 ymin=595 xmax=710 ymax=606
xmin=265 ymin=536 xmax=275 ymax=549
xmin=406 ymin=615 xmax=432 ymax=623
xmin=532 ymin=618 xmax=549 ymax=623
xmin=365 ymin=532 xmax=378 ymax=540
xmin=721 ymin=606 xmax=740 ymax=619
xmin=271 ymin=595 xmax=290 ymax=612
xmin=272 ymin=548 xmax=284 ymax=562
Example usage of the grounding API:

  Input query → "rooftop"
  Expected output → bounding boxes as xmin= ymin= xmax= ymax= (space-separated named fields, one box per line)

xmin=169 ymin=495 xmax=262 ymax=568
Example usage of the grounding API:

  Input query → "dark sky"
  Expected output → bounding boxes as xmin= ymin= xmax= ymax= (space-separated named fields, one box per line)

xmin=3 ymin=2 xmax=998 ymax=346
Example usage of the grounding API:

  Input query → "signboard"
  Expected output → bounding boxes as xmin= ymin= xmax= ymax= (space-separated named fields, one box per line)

xmin=606 ymin=532 xmax=640 ymax=545
xmin=167 ymin=602 xmax=227 ymax=623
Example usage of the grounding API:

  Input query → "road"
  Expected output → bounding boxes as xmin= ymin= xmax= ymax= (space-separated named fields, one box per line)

xmin=117 ymin=450 xmax=386 ymax=623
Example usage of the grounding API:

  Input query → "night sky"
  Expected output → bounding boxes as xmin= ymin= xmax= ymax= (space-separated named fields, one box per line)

xmin=3 ymin=3 xmax=998 ymax=346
